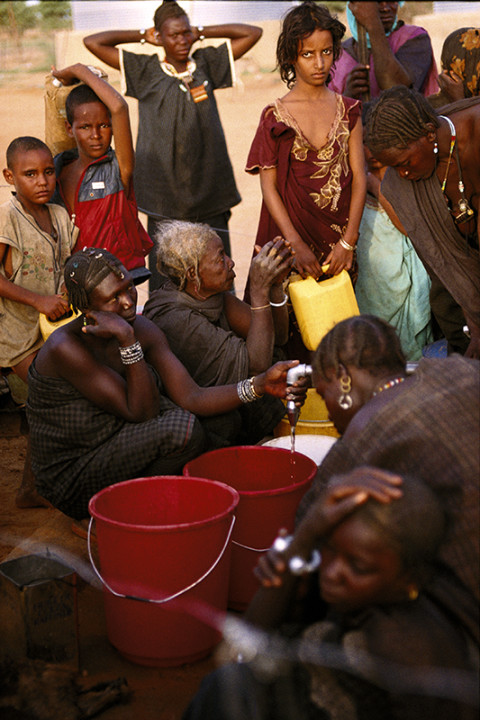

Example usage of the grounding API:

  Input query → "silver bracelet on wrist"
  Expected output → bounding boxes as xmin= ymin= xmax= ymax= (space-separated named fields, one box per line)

xmin=270 ymin=293 xmax=288 ymax=308
xmin=272 ymin=533 xmax=322 ymax=576
xmin=237 ymin=376 xmax=263 ymax=403
xmin=197 ymin=25 xmax=205 ymax=41
xmin=339 ymin=237 xmax=356 ymax=252
xmin=119 ymin=340 xmax=144 ymax=365
xmin=139 ymin=28 xmax=146 ymax=44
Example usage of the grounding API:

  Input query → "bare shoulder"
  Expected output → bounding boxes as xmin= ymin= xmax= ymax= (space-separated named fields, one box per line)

xmin=133 ymin=314 xmax=170 ymax=347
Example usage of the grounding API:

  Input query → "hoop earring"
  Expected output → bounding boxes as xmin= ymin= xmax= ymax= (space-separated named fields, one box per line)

xmin=338 ymin=375 xmax=353 ymax=410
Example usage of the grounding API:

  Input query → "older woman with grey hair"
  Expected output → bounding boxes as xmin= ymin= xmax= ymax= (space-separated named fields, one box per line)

xmin=143 ymin=220 xmax=294 ymax=445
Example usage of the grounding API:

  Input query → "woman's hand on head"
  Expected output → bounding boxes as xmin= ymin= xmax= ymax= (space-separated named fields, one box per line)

xmin=328 ymin=467 xmax=404 ymax=504
xmin=145 ymin=27 xmax=162 ymax=46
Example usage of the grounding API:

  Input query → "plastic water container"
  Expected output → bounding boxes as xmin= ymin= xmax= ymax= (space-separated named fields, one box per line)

xmin=288 ymin=273 xmax=359 ymax=351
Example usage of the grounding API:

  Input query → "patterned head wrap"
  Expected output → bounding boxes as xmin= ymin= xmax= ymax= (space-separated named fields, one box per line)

xmin=441 ymin=27 xmax=480 ymax=98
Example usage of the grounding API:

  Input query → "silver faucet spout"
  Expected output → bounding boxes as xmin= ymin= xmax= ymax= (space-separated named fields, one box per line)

xmin=286 ymin=364 xmax=313 ymax=428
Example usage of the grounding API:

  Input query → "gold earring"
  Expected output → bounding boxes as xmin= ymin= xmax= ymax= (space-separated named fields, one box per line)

xmin=408 ymin=585 xmax=419 ymax=601
xmin=338 ymin=375 xmax=353 ymax=410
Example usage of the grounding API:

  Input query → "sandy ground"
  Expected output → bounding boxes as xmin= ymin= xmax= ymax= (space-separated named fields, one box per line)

xmin=0 ymin=69 xmax=284 ymax=718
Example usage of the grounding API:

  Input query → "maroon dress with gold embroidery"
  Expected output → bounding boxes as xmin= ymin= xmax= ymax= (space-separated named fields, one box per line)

xmin=246 ymin=94 xmax=361 ymax=264
xmin=245 ymin=95 xmax=361 ymax=360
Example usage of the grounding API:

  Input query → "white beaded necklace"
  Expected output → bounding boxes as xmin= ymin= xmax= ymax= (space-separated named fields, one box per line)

xmin=372 ymin=376 xmax=406 ymax=396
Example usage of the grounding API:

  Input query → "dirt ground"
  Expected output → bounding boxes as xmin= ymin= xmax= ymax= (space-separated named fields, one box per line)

xmin=0 ymin=68 xmax=285 ymax=718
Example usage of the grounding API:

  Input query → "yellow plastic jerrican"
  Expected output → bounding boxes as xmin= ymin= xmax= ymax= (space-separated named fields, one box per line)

xmin=288 ymin=271 xmax=359 ymax=351
xmin=39 ymin=308 xmax=80 ymax=340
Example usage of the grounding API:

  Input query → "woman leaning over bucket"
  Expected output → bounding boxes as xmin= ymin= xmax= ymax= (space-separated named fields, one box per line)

xmin=297 ymin=314 xmax=479 ymax=645
xmin=26 ymin=248 xmax=302 ymax=521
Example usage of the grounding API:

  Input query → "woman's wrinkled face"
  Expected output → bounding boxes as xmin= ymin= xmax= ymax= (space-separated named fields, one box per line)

xmin=197 ymin=235 xmax=235 ymax=297
xmin=372 ymin=136 xmax=436 ymax=182
xmin=318 ymin=514 xmax=407 ymax=613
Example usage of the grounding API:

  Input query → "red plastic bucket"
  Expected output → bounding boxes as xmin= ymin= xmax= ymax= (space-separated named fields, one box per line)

xmin=184 ymin=446 xmax=316 ymax=611
xmin=88 ymin=476 xmax=239 ymax=667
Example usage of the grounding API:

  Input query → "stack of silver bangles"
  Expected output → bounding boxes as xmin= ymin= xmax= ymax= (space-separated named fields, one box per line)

xmin=237 ymin=376 xmax=263 ymax=403
xmin=119 ymin=340 xmax=144 ymax=365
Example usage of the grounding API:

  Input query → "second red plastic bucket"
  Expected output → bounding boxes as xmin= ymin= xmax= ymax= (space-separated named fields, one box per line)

xmin=88 ymin=476 xmax=239 ymax=666
xmin=184 ymin=446 xmax=317 ymax=611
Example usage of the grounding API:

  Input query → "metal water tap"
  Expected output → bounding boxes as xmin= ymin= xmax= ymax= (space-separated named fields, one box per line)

xmin=286 ymin=364 xmax=313 ymax=429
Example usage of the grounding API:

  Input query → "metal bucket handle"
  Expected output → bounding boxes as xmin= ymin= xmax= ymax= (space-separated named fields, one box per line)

xmin=87 ymin=514 xmax=235 ymax=605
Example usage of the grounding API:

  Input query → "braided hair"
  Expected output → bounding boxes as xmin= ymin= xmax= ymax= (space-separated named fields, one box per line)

xmin=64 ymin=248 xmax=126 ymax=313
xmin=365 ymin=85 xmax=439 ymax=155
xmin=154 ymin=0 xmax=187 ymax=32
xmin=277 ymin=1 xmax=345 ymax=89
xmin=313 ymin=315 xmax=406 ymax=380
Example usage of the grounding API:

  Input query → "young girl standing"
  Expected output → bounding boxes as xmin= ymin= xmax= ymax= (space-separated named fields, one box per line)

xmin=246 ymin=1 xmax=366 ymax=285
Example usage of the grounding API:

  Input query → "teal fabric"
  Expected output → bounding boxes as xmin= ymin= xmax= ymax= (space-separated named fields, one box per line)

xmin=355 ymin=198 xmax=433 ymax=360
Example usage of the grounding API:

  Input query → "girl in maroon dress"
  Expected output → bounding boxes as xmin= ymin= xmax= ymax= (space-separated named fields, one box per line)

xmin=246 ymin=2 xmax=366 ymax=283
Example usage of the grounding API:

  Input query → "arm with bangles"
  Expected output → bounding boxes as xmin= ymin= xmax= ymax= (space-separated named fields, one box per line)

xmin=224 ymin=238 xmax=293 ymax=372
xmin=138 ymin=314 xmax=302 ymax=415
xmin=324 ymin=117 xmax=366 ymax=274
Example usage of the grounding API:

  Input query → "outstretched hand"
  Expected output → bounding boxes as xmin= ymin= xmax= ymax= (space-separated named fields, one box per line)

xmin=250 ymin=237 xmax=295 ymax=289
xmin=253 ymin=359 xmax=299 ymax=399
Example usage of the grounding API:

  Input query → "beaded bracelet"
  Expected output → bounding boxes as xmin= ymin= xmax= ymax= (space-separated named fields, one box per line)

xmin=270 ymin=293 xmax=288 ymax=308
xmin=339 ymin=237 xmax=356 ymax=252
xmin=237 ymin=376 xmax=263 ymax=403
xmin=119 ymin=340 xmax=144 ymax=365
xmin=139 ymin=28 xmax=146 ymax=44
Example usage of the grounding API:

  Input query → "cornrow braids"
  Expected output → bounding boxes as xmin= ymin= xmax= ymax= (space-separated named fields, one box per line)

xmin=365 ymin=85 xmax=439 ymax=155
xmin=154 ymin=0 xmax=187 ymax=32
xmin=313 ymin=315 xmax=406 ymax=380
xmin=64 ymin=248 xmax=125 ymax=313
xmin=277 ymin=1 xmax=345 ymax=89
xmin=155 ymin=220 xmax=217 ymax=291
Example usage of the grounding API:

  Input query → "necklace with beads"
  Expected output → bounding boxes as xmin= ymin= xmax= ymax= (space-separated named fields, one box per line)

xmin=372 ymin=376 xmax=406 ymax=396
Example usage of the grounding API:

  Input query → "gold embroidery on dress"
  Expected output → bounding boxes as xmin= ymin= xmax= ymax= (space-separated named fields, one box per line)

xmin=273 ymin=95 xmax=352 ymax=212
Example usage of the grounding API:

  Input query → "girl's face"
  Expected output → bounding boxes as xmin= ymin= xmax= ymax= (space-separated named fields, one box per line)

xmin=294 ymin=29 xmax=334 ymax=88
xmin=319 ymin=514 xmax=409 ymax=613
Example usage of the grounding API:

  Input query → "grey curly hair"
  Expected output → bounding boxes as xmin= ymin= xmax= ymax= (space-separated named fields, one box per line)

xmin=155 ymin=220 xmax=219 ymax=291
